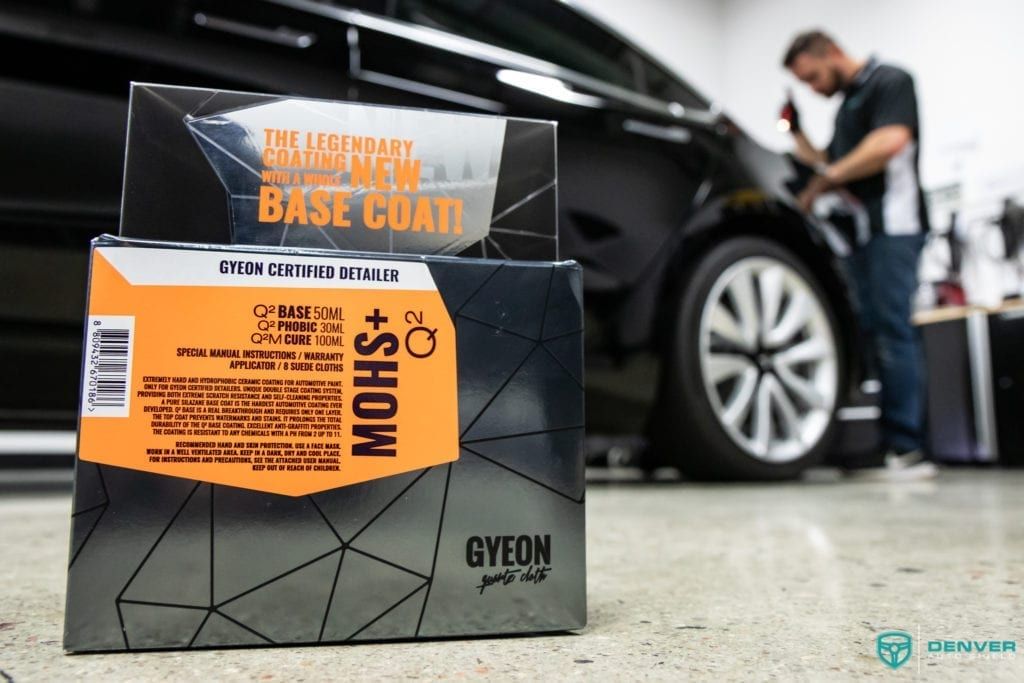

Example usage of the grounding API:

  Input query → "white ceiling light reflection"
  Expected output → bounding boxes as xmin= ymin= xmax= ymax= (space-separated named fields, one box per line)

xmin=496 ymin=69 xmax=605 ymax=108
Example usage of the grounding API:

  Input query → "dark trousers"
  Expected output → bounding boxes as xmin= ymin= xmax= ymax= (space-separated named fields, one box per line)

xmin=845 ymin=233 xmax=926 ymax=453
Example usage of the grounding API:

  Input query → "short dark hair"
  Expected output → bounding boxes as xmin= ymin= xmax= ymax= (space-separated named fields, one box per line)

xmin=783 ymin=30 xmax=836 ymax=68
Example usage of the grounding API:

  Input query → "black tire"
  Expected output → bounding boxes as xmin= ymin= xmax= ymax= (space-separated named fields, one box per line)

xmin=654 ymin=236 xmax=845 ymax=480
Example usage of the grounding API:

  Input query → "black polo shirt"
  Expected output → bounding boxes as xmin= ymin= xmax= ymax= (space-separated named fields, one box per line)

xmin=827 ymin=57 xmax=930 ymax=235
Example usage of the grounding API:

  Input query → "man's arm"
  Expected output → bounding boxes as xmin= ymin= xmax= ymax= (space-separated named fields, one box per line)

xmin=823 ymin=124 xmax=912 ymax=185
xmin=792 ymin=130 xmax=829 ymax=166
xmin=797 ymin=124 xmax=911 ymax=212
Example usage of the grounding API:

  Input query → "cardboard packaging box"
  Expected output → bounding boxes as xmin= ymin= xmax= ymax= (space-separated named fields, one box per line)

xmin=65 ymin=84 xmax=581 ymax=651
xmin=64 ymin=236 xmax=585 ymax=651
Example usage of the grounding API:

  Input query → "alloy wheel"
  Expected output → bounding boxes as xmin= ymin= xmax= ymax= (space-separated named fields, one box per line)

xmin=698 ymin=256 xmax=838 ymax=463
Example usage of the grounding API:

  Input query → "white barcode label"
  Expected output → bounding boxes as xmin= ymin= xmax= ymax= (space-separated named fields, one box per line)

xmin=82 ymin=315 xmax=135 ymax=418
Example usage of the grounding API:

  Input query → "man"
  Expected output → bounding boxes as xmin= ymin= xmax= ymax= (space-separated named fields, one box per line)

xmin=781 ymin=30 xmax=935 ymax=479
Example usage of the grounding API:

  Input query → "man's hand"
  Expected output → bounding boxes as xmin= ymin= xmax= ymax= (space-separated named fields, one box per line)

xmin=779 ymin=91 xmax=801 ymax=134
xmin=782 ymin=90 xmax=829 ymax=166
xmin=796 ymin=171 xmax=837 ymax=213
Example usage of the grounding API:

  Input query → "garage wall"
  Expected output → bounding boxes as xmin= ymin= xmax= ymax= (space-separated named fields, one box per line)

xmin=576 ymin=0 xmax=1024 ymax=222
xmin=572 ymin=0 xmax=724 ymax=102
xmin=719 ymin=0 xmax=1024 ymax=220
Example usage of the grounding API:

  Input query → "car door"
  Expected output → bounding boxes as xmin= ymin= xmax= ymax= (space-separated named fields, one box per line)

xmin=0 ymin=0 xmax=357 ymax=429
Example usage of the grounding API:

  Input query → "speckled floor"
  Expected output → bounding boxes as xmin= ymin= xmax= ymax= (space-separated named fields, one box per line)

xmin=2 ymin=469 xmax=1023 ymax=681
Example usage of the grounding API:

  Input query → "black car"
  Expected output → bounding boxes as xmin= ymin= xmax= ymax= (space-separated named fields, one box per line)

xmin=0 ymin=0 xmax=872 ymax=479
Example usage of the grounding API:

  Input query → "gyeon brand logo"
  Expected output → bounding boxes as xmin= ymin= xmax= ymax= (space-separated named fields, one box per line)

xmin=466 ymin=535 xmax=552 ymax=595
xmin=877 ymin=630 xmax=913 ymax=669
xmin=466 ymin=534 xmax=551 ymax=568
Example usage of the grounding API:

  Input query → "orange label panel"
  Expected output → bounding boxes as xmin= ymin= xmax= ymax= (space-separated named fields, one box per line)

xmin=78 ymin=246 xmax=458 ymax=496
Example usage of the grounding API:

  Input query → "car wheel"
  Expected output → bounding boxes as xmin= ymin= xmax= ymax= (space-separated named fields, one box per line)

xmin=657 ymin=236 xmax=843 ymax=480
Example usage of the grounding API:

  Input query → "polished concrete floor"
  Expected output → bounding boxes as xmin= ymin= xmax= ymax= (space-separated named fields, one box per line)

xmin=2 ymin=468 xmax=1023 ymax=680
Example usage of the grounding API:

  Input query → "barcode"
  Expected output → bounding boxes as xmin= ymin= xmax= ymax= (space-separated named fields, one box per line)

xmin=82 ymin=316 xmax=135 ymax=418
xmin=92 ymin=329 xmax=129 ymax=405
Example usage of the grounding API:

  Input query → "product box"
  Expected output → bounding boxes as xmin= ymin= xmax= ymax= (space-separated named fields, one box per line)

xmin=64 ymin=236 xmax=585 ymax=651
xmin=120 ymin=83 xmax=558 ymax=260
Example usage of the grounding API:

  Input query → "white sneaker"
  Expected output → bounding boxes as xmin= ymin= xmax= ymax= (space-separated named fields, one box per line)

xmin=843 ymin=450 xmax=938 ymax=482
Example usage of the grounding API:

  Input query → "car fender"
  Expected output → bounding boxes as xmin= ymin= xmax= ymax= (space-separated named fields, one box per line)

xmin=613 ymin=188 xmax=863 ymax=387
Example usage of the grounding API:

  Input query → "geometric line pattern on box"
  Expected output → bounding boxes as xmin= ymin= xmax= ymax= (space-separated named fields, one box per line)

xmin=352 ymin=583 xmax=428 ymax=641
xmin=482 ymin=180 xmax=559 ymax=261
xmin=415 ymin=464 xmax=452 ymax=637
xmin=454 ymin=267 xmax=582 ymax=439
xmin=111 ymin=473 xmax=446 ymax=649
xmin=67 ymin=261 xmax=584 ymax=651
xmin=491 ymin=180 xmax=556 ymax=226
xmin=460 ymin=423 xmax=586 ymax=504
xmin=461 ymin=446 xmax=584 ymax=504
xmin=460 ymin=344 xmax=582 ymax=442
xmin=68 ymin=464 xmax=109 ymax=568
